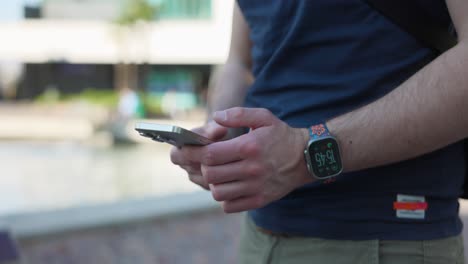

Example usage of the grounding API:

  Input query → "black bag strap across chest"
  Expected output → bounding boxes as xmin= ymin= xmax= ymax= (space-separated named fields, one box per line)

xmin=363 ymin=0 xmax=457 ymax=53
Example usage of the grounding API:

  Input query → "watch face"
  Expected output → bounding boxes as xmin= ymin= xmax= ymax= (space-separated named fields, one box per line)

xmin=307 ymin=137 xmax=343 ymax=179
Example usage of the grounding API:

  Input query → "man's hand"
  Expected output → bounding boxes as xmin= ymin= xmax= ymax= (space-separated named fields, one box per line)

xmin=170 ymin=121 xmax=228 ymax=190
xmin=200 ymin=107 xmax=313 ymax=213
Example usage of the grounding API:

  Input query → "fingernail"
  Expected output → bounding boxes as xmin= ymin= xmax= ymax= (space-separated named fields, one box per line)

xmin=213 ymin=111 xmax=226 ymax=121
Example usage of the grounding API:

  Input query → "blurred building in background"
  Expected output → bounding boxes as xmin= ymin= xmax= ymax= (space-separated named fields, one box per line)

xmin=0 ymin=0 xmax=233 ymax=116
xmin=0 ymin=3 xmax=241 ymax=263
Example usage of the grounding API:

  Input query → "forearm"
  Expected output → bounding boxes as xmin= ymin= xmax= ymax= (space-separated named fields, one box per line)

xmin=208 ymin=62 xmax=253 ymax=114
xmin=207 ymin=61 xmax=253 ymax=137
xmin=328 ymin=42 xmax=468 ymax=172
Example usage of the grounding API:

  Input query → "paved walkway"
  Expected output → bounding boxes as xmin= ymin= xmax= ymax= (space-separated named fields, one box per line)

xmin=7 ymin=201 xmax=468 ymax=264
xmin=17 ymin=210 xmax=243 ymax=264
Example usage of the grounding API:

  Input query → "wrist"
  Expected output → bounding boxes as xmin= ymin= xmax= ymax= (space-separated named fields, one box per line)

xmin=303 ymin=122 xmax=344 ymax=180
xmin=297 ymin=128 xmax=315 ymax=185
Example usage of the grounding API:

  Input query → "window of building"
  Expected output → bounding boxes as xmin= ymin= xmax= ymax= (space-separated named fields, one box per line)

xmin=156 ymin=0 xmax=212 ymax=20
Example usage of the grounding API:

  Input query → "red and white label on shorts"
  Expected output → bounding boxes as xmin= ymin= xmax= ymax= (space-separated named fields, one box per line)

xmin=394 ymin=194 xmax=427 ymax=220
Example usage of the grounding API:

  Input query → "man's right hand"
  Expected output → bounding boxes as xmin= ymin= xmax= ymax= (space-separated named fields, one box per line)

xmin=170 ymin=121 xmax=228 ymax=190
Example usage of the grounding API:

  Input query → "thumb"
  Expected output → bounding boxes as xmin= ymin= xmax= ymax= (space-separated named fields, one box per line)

xmin=205 ymin=121 xmax=228 ymax=141
xmin=213 ymin=107 xmax=274 ymax=130
xmin=193 ymin=121 xmax=228 ymax=141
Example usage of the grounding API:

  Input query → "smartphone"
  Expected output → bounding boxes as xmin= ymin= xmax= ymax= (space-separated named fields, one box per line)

xmin=135 ymin=122 xmax=213 ymax=147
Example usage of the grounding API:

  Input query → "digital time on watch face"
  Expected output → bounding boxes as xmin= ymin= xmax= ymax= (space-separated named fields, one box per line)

xmin=307 ymin=137 xmax=343 ymax=179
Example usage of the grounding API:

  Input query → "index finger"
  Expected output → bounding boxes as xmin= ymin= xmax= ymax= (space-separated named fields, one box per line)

xmin=200 ymin=133 xmax=257 ymax=166
xmin=192 ymin=121 xmax=228 ymax=141
xmin=170 ymin=145 xmax=205 ymax=166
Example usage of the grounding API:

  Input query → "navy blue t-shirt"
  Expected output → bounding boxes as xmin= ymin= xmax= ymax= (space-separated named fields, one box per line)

xmin=237 ymin=0 xmax=465 ymax=240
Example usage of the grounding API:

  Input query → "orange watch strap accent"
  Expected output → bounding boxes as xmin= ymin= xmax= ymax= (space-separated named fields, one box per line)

xmin=309 ymin=123 xmax=331 ymax=139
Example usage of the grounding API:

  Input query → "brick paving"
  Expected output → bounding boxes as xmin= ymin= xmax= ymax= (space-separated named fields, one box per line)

xmin=17 ymin=209 xmax=243 ymax=264
xmin=11 ymin=201 xmax=468 ymax=264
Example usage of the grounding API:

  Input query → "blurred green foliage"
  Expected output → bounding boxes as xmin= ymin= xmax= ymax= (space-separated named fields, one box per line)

xmin=116 ymin=0 xmax=159 ymax=26
xmin=35 ymin=87 xmax=61 ymax=103
xmin=143 ymin=92 xmax=163 ymax=115
xmin=36 ymin=88 xmax=119 ymax=107
xmin=65 ymin=89 xmax=120 ymax=107
xmin=35 ymin=88 xmax=171 ymax=117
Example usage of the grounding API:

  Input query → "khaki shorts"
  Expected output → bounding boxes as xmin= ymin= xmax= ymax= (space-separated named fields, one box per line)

xmin=239 ymin=215 xmax=465 ymax=264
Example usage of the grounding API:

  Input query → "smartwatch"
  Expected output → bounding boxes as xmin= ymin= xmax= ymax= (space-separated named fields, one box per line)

xmin=304 ymin=123 xmax=343 ymax=180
